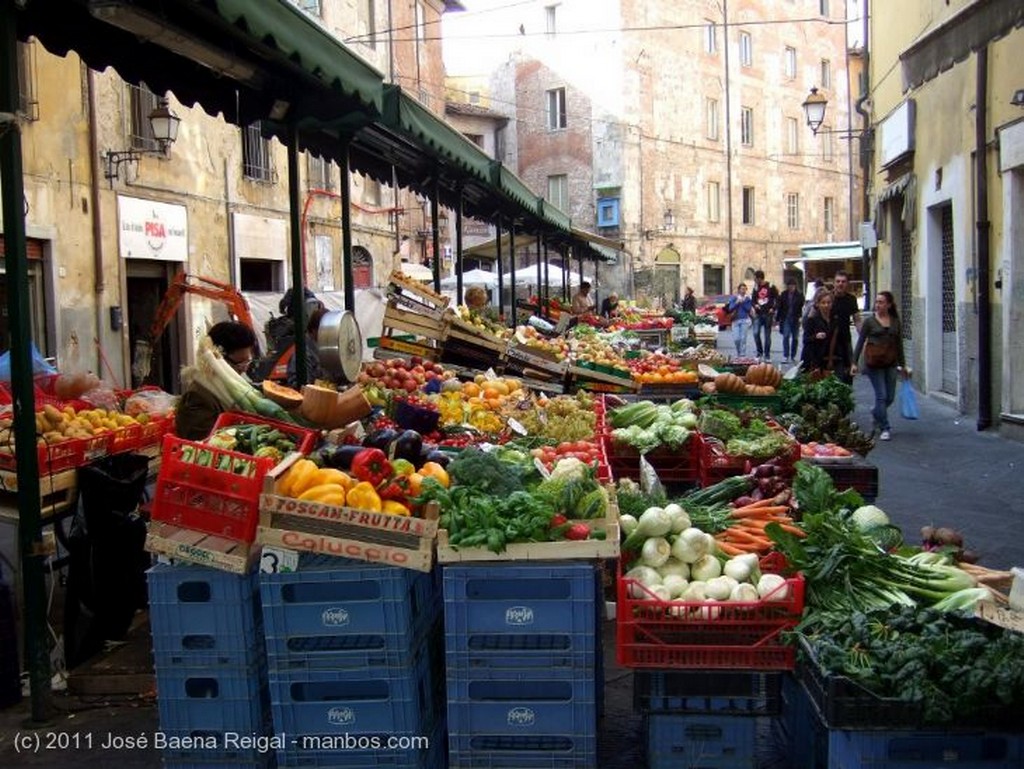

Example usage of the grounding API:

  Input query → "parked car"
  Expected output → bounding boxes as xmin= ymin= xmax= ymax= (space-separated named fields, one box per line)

xmin=698 ymin=294 xmax=735 ymax=330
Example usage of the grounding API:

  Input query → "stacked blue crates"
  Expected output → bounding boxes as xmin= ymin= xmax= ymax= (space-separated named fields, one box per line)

xmin=146 ymin=563 xmax=271 ymax=769
xmin=634 ymin=671 xmax=784 ymax=769
xmin=443 ymin=562 xmax=599 ymax=769
xmin=260 ymin=557 xmax=444 ymax=769
xmin=780 ymin=672 xmax=1024 ymax=769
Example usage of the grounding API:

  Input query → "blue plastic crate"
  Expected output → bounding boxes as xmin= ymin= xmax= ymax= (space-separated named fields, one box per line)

xmin=156 ymin=661 xmax=270 ymax=737
xmin=646 ymin=713 xmax=774 ymax=769
xmin=447 ymin=733 xmax=597 ymax=769
xmin=634 ymin=671 xmax=783 ymax=715
xmin=785 ymin=674 xmax=1024 ymax=769
xmin=446 ymin=677 xmax=595 ymax=738
xmin=261 ymin=564 xmax=438 ymax=669
xmin=442 ymin=563 xmax=597 ymax=670
xmin=275 ymin=720 xmax=446 ymax=769
xmin=827 ymin=731 xmax=1024 ymax=769
xmin=268 ymin=647 xmax=440 ymax=739
xmin=148 ymin=563 xmax=264 ymax=668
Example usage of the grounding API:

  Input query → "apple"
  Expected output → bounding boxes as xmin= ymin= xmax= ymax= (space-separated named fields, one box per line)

xmin=409 ymin=355 xmax=423 ymax=366
xmin=403 ymin=379 xmax=418 ymax=393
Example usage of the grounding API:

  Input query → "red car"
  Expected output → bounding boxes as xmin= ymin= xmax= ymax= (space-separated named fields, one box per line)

xmin=698 ymin=294 xmax=735 ymax=330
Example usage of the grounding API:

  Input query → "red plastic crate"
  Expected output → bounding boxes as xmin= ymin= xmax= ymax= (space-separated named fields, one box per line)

xmin=602 ymin=428 xmax=698 ymax=485
xmin=696 ymin=432 xmax=800 ymax=488
xmin=107 ymin=423 xmax=143 ymax=455
xmin=137 ymin=413 xmax=174 ymax=447
xmin=150 ymin=434 xmax=273 ymax=543
xmin=616 ymin=555 xmax=804 ymax=671
xmin=0 ymin=433 xmax=109 ymax=474
xmin=210 ymin=411 xmax=318 ymax=454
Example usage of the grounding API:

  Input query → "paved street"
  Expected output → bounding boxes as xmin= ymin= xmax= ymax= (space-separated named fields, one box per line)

xmin=1 ymin=332 xmax=1023 ymax=767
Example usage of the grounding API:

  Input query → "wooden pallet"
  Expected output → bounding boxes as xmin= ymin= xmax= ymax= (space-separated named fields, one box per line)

xmin=383 ymin=302 xmax=448 ymax=341
xmin=145 ymin=521 xmax=260 ymax=574
xmin=257 ymin=492 xmax=438 ymax=572
xmin=506 ymin=343 xmax=568 ymax=376
xmin=436 ymin=488 xmax=620 ymax=563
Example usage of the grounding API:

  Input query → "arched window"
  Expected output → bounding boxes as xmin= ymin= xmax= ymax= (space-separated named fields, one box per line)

xmin=352 ymin=247 xmax=373 ymax=289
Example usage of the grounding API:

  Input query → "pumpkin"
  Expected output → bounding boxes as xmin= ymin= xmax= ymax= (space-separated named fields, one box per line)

xmin=744 ymin=363 xmax=782 ymax=388
xmin=701 ymin=382 xmax=717 ymax=394
xmin=261 ymin=380 xmax=304 ymax=410
xmin=745 ymin=384 xmax=776 ymax=396
xmin=714 ymin=372 xmax=747 ymax=394
xmin=300 ymin=384 xmax=343 ymax=425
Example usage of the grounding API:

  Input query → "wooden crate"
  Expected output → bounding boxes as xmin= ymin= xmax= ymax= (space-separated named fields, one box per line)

xmin=145 ymin=521 xmax=260 ymax=574
xmin=568 ymin=364 xmax=640 ymax=391
xmin=257 ymin=492 xmax=438 ymax=572
xmin=506 ymin=342 xmax=568 ymax=376
xmin=436 ymin=487 xmax=620 ymax=563
xmin=383 ymin=302 xmax=448 ymax=342
xmin=378 ymin=335 xmax=441 ymax=361
xmin=387 ymin=270 xmax=450 ymax=309
xmin=445 ymin=315 xmax=509 ymax=354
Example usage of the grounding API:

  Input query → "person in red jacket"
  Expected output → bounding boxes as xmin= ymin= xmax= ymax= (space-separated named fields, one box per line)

xmin=750 ymin=270 xmax=779 ymax=361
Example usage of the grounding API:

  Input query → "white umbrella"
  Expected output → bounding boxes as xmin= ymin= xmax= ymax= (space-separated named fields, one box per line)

xmin=501 ymin=264 xmax=583 ymax=286
xmin=440 ymin=268 xmax=498 ymax=288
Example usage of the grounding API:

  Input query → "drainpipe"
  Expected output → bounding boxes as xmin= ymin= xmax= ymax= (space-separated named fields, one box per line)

xmin=854 ymin=0 xmax=873 ymax=311
xmin=976 ymin=46 xmax=992 ymax=430
xmin=722 ymin=0 xmax=735 ymax=291
xmin=86 ymin=69 xmax=105 ymax=373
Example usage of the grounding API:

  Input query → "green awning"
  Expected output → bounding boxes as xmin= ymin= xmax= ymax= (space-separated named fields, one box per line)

xmin=539 ymin=199 xmax=571 ymax=233
xmin=382 ymin=85 xmax=493 ymax=184
xmin=492 ymin=163 xmax=542 ymax=217
xmin=797 ymin=242 xmax=863 ymax=261
xmin=19 ymin=0 xmax=384 ymax=129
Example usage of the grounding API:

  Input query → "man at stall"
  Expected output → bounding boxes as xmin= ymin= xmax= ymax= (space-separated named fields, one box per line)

xmin=599 ymin=293 xmax=619 ymax=319
xmin=571 ymin=281 xmax=595 ymax=316
xmin=175 ymin=321 xmax=256 ymax=440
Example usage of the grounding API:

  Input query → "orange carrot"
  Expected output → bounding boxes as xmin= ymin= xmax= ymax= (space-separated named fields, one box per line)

xmin=729 ymin=506 xmax=791 ymax=519
xmin=775 ymin=523 xmax=806 ymax=538
xmin=720 ymin=528 xmax=771 ymax=546
xmin=714 ymin=540 xmax=745 ymax=556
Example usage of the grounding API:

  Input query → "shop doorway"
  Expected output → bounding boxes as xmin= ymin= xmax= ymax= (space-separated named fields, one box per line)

xmin=125 ymin=260 xmax=181 ymax=393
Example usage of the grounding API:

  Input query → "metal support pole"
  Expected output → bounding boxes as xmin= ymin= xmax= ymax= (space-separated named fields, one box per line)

xmin=287 ymin=125 xmax=308 ymax=385
xmin=0 ymin=0 xmax=51 ymax=721
xmin=535 ymin=233 xmax=543 ymax=317
xmin=340 ymin=141 xmax=355 ymax=313
xmin=509 ymin=225 xmax=517 ymax=328
xmin=455 ymin=189 xmax=464 ymax=306
xmin=543 ymin=240 xmax=550 ymax=318
xmin=495 ymin=215 xmax=504 ymax=319
xmin=431 ymin=178 xmax=441 ymax=294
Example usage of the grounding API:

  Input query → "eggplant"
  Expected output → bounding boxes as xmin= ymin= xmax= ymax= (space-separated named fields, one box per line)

xmin=393 ymin=430 xmax=424 ymax=463
xmin=318 ymin=444 xmax=365 ymax=471
xmin=423 ymin=449 xmax=452 ymax=468
xmin=364 ymin=428 xmax=399 ymax=451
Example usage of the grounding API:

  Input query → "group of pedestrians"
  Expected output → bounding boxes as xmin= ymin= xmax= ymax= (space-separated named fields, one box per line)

xmin=726 ymin=270 xmax=909 ymax=440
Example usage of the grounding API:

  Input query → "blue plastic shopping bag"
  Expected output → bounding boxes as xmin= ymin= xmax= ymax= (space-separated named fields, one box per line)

xmin=0 ymin=341 xmax=56 ymax=381
xmin=899 ymin=379 xmax=919 ymax=420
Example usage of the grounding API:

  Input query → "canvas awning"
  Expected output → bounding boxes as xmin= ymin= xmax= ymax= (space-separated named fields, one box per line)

xmin=792 ymin=242 xmax=863 ymax=262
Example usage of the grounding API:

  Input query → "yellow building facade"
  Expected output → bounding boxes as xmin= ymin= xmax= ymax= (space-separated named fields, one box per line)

xmin=867 ymin=0 xmax=1024 ymax=437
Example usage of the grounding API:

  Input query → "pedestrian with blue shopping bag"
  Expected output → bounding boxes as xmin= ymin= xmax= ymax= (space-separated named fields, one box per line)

xmin=727 ymin=283 xmax=755 ymax=357
xmin=851 ymin=291 xmax=909 ymax=441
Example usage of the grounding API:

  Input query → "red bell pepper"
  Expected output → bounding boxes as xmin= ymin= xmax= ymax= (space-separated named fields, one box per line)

xmin=377 ymin=474 xmax=411 ymax=504
xmin=565 ymin=523 xmax=591 ymax=541
xmin=350 ymin=448 xmax=392 ymax=487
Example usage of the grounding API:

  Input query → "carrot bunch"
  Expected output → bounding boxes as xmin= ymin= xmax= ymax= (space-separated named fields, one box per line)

xmin=714 ymin=495 xmax=804 ymax=556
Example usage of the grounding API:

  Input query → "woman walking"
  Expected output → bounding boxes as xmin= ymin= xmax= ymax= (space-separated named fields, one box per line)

xmin=726 ymin=283 xmax=755 ymax=357
xmin=801 ymin=289 xmax=849 ymax=376
xmin=851 ymin=291 xmax=906 ymax=441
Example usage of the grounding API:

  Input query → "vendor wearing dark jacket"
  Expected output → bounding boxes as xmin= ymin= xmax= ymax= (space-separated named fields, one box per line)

xmin=287 ymin=307 xmax=327 ymax=387
xmin=175 ymin=321 xmax=256 ymax=441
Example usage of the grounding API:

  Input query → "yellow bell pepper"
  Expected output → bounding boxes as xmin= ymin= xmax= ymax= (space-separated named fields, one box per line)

xmin=310 ymin=467 xmax=354 ymax=491
xmin=276 ymin=458 xmax=319 ymax=497
xmin=297 ymin=483 xmax=348 ymax=505
xmin=381 ymin=500 xmax=411 ymax=516
xmin=346 ymin=481 xmax=382 ymax=512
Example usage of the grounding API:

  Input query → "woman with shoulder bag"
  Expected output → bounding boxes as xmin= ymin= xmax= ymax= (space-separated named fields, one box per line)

xmin=851 ymin=291 xmax=907 ymax=441
xmin=801 ymin=288 xmax=847 ymax=378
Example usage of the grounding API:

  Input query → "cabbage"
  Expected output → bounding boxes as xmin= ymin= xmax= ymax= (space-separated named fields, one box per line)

xmin=851 ymin=505 xmax=890 ymax=531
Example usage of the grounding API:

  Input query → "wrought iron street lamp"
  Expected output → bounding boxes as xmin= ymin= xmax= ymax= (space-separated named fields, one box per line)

xmin=103 ymin=98 xmax=181 ymax=180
